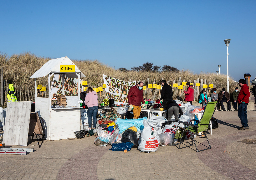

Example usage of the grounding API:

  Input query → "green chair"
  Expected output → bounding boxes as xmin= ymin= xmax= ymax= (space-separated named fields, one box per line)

xmin=177 ymin=101 xmax=217 ymax=152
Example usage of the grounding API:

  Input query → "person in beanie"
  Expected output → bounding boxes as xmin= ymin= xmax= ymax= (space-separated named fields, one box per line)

xmin=161 ymin=80 xmax=173 ymax=110
xmin=232 ymin=87 xmax=239 ymax=111
xmin=127 ymin=81 xmax=145 ymax=119
xmin=237 ymin=79 xmax=250 ymax=130
xmin=218 ymin=88 xmax=231 ymax=111
xmin=184 ymin=82 xmax=194 ymax=105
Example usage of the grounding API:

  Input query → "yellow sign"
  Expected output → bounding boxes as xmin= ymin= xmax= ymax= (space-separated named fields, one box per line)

xmin=148 ymin=84 xmax=152 ymax=88
xmin=173 ymin=83 xmax=178 ymax=87
xmin=178 ymin=85 xmax=183 ymax=89
xmin=153 ymin=84 xmax=157 ymax=88
xmin=40 ymin=86 xmax=46 ymax=91
xmin=196 ymin=83 xmax=200 ymax=87
xmin=103 ymin=84 xmax=106 ymax=88
xmin=84 ymin=87 xmax=88 ymax=91
xmin=182 ymin=82 xmax=187 ymax=86
xmin=93 ymin=88 xmax=99 ymax=92
xmin=157 ymin=85 xmax=161 ymax=89
xmin=190 ymin=83 xmax=193 ymax=85
xmin=82 ymin=81 xmax=87 ymax=86
xmin=98 ymin=87 xmax=103 ymax=91
xmin=143 ymin=86 xmax=146 ymax=90
xmin=203 ymin=84 xmax=208 ymax=88
xmin=37 ymin=84 xmax=42 ymax=89
xmin=60 ymin=65 xmax=75 ymax=72
xmin=209 ymin=84 xmax=213 ymax=88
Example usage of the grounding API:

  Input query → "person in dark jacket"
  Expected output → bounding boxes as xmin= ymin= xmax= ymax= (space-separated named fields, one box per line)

xmin=127 ymin=81 xmax=145 ymax=119
xmin=237 ymin=79 xmax=250 ymax=130
xmin=167 ymin=100 xmax=183 ymax=121
xmin=218 ymin=88 xmax=231 ymax=111
xmin=161 ymin=80 xmax=173 ymax=110
xmin=184 ymin=82 xmax=194 ymax=105
xmin=232 ymin=87 xmax=239 ymax=111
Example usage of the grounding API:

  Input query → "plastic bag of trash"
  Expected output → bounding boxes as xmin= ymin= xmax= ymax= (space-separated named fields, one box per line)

xmin=138 ymin=119 xmax=159 ymax=152
xmin=109 ymin=128 xmax=120 ymax=145
xmin=110 ymin=142 xmax=134 ymax=151
xmin=159 ymin=133 xmax=173 ymax=146
xmin=121 ymin=129 xmax=138 ymax=147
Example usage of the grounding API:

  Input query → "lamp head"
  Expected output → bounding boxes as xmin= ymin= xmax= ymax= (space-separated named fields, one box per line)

xmin=224 ymin=39 xmax=231 ymax=46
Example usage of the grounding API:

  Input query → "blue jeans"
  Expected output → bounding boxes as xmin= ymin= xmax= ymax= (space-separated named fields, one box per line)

xmin=238 ymin=103 xmax=248 ymax=127
xmin=88 ymin=106 xmax=98 ymax=128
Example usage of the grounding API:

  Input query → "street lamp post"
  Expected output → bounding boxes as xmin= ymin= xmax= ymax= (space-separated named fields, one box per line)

xmin=218 ymin=65 xmax=221 ymax=75
xmin=224 ymin=39 xmax=231 ymax=93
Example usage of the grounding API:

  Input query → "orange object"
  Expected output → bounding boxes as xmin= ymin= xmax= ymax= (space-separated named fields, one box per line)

xmin=124 ymin=149 xmax=127 ymax=153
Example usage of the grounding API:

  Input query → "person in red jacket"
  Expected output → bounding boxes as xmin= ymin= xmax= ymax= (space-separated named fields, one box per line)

xmin=184 ymin=82 xmax=194 ymax=105
xmin=237 ymin=79 xmax=250 ymax=130
xmin=127 ymin=81 xmax=145 ymax=119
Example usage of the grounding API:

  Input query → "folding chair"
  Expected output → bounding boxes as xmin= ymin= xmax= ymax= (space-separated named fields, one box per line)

xmin=176 ymin=101 xmax=217 ymax=152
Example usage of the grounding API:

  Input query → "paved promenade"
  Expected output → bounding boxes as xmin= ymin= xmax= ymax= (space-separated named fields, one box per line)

xmin=0 ymin=111 xmax=256 ymax=180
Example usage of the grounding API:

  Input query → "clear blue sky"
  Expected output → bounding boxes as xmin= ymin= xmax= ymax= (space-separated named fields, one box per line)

xmin=1 ymin=0 xmax=256 ymax=81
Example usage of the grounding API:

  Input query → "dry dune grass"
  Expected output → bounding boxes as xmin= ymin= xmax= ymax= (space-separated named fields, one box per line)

xmin=0 ymin=52 xmax=237 ymax=104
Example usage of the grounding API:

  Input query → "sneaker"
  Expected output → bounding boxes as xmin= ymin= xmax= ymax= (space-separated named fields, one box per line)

xmin=244 ymin=126 xmax=249 ymax=129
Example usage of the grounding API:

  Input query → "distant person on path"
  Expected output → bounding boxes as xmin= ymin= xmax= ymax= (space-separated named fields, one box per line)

xmin=199 ymin=89 xmax=208 ymax=108
xmin=232 ymin=87 xmax=239 ymax=111
xmin=161 ymin=80 xmax=173 ymax=110
xmin=84 ymin=87 xmax=98 ymax=130
xmin=167 ymin=100 xmax=183 ymax=121
xmin=218 ymin=88 xmax=231 ymax=111
xmin=127 ymin=81 xmax=145 ymax=119
xmin=237 ymin=79 xmax=250 ymax=130
xmin=184 ymin=82 xmax=194 ymax=105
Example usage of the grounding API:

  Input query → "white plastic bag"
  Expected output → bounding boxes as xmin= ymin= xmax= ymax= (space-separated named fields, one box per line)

xmin=138 ymin=120 xmax=159 ymax=152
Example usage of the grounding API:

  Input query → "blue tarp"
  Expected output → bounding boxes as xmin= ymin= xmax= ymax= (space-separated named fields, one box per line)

xmin=115 ymin=117 xmax=147 ymax=133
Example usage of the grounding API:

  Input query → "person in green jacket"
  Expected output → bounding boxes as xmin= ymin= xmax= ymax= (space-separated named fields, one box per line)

xmin=232 ymin=87 xmax=239 ymax=111
xmin=199 ymin=89 xmax=208 ymax=108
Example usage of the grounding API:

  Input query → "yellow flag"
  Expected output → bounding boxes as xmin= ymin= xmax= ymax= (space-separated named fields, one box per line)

xmin=196 ymin=83 xmax=200 ymax=87
xmin=84 ymin=87 xmax=88 ymax=91
xmin=98 ymin=87 xmax=103 ymax=91
xmin=103 ymin=84 xmax=107 ymax=88
xmin=82 ymin=81 xmax=87 ymax=85
xmin=209 ymin=84 xmax=213 ymax=88
xmin=153 ymin=84 xmax=157 ymax=88
xmin=178 ymin=85 xmax=183 ymax=89
xmin=40 ymin=86 xmax=46 ymax=91
xmin=143 ymin=86 xmax=146 ymax=90
xmin=157 ymin=85 xmax=161 ymax=89
xmin=173 ymin=83 xmax=178 ymax=87
xmin=203 ymin=84 xmax=208 ymax=88
xmin=182 ymin=82 xmax=187 ymax=86
xmin=148 ymin=84 xmax=152 ymax=88
xmin=37 ymin=84 xmax=42 ymax=89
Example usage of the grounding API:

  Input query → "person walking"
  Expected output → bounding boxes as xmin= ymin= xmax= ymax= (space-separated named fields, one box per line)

xmin=232 ymin=87 xmax=239 ymax=111
xmin=127 ymin=81 xmax=145 ymax=119
xmin=184 ymin=82 xmax=194 ymax=105
xmin=237 ymin=79 xmax=250 ymax=130
xmin=84 ymin=87 xmax=98 ymax=130
xmin=199 ymin=89 xmax=208 ymax=108
xmin=218 ymin=88 xmax=231 ymax=111
xmin=161 ymin=80 xmax=173 ymax=110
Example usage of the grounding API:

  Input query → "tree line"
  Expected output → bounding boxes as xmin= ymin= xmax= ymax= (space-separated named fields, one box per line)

xmin=119 ymin=62 xmax=179 ymax=72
